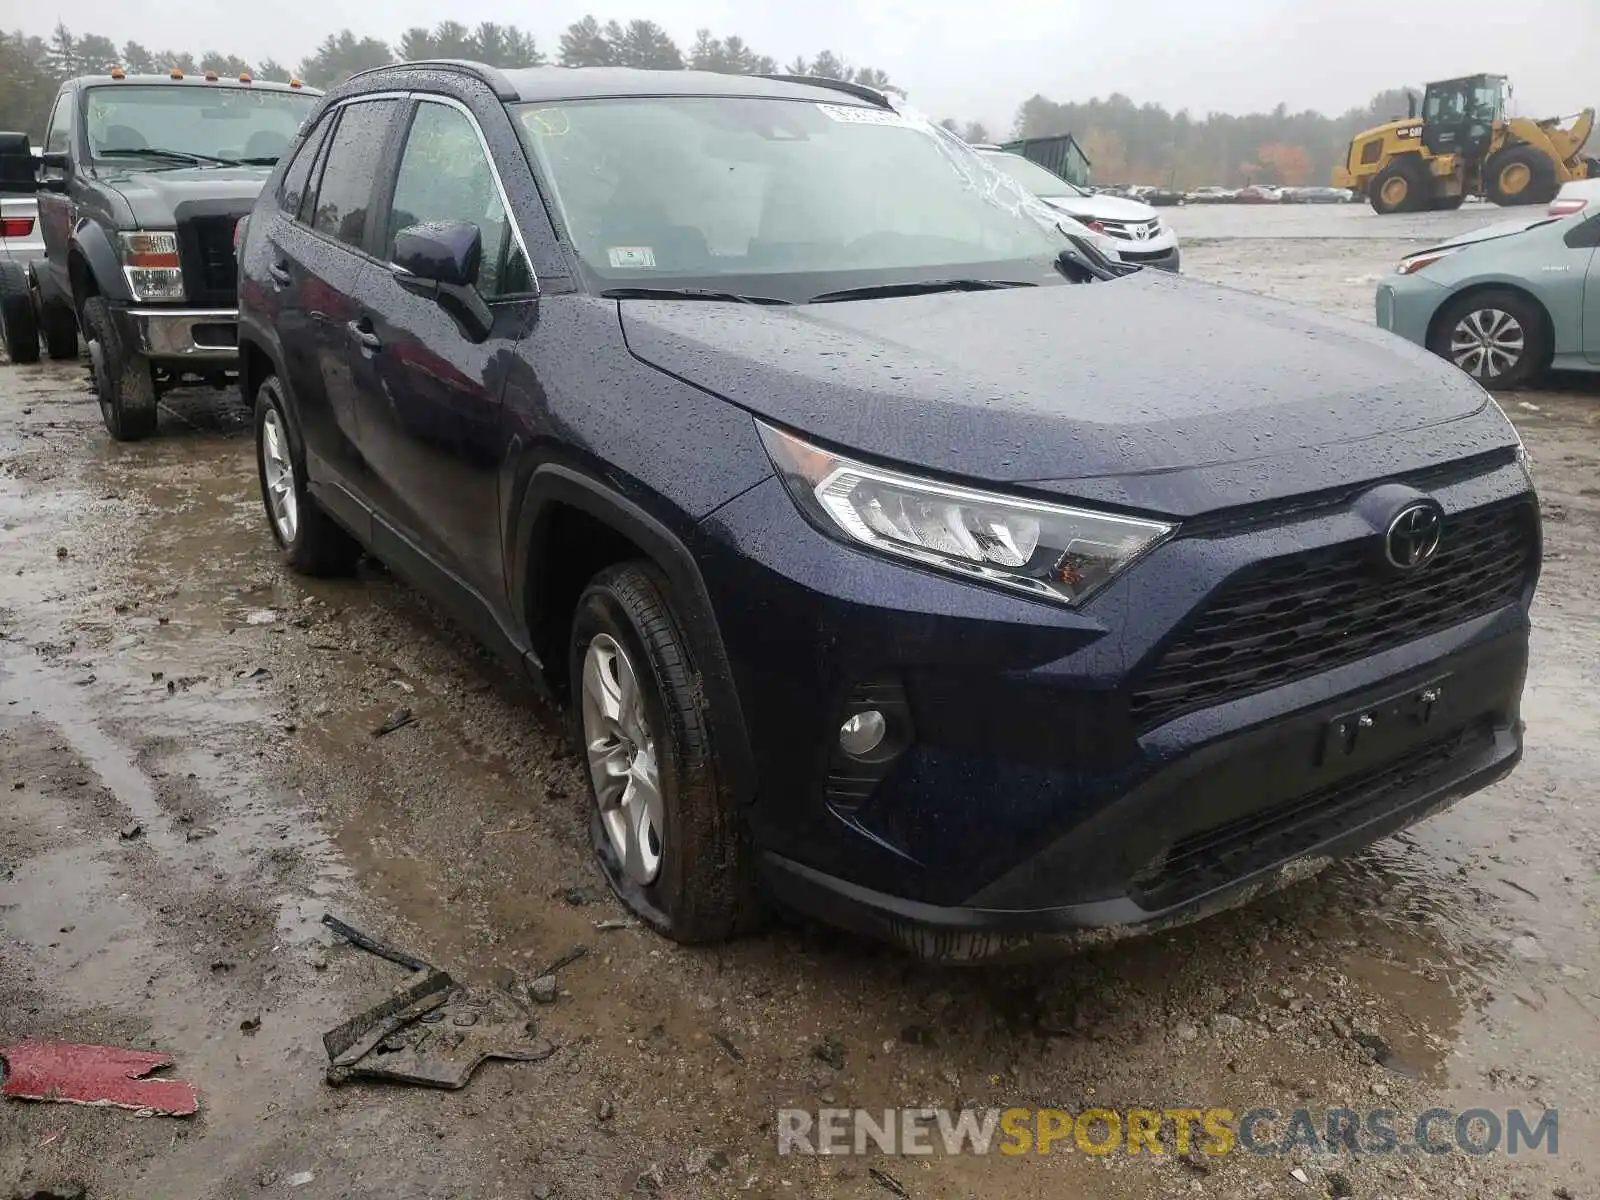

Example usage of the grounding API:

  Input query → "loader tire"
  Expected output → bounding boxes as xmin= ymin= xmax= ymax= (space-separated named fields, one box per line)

xmin=1485 ymin=145 xmax=1557 ymax=207
xmin=1371 ymin=158 xmax=1428 ymax=215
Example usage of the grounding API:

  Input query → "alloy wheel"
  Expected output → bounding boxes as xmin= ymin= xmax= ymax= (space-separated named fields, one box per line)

xmin=260 ymin=407 xmax=299 ymax=543
xmin=581 ymin=633 xmax=663 ymax=886
xmin=1449 ymin=308 xmax=1525 ymax=380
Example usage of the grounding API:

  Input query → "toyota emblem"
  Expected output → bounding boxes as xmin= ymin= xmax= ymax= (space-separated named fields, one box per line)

xmin=1385 ymin=501 xmax=1444 ymax=570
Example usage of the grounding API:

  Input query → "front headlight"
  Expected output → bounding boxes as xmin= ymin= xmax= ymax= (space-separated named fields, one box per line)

xmin=119 ymin=231 xmax=185 ymax=301
xmin=1396 ymin=247 xmax=1456 ymax=276
xmin=759 ymin=423 xmax=1175 ymax=606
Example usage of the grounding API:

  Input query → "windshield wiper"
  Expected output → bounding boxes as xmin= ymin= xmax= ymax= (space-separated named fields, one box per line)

xmin=99 ymin=147 xmax=239 ymax=166
xmin=600 ymin=286 xmax=792 ymax=306
xmin=807 ymin=278 xmax=1036 ymax=303
xmin=233 ymin=155 xmax=281 ymax=166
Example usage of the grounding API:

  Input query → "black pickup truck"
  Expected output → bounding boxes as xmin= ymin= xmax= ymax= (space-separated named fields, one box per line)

xmin=0 ymin=70 xmax=321 ymax=438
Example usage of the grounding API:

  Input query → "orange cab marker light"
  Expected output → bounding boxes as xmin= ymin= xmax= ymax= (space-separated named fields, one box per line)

xmin=110 ymin=67 xmax=125 ymax=80
xmin=170 ymin=67 xmax=184 ymax=79
xmin=204 ymin=70 xmax=218 ymax=82
xmin=239 ymin=72 xmax=252 ymax=83
xmin=288 ymin=78 xmax=302 ymax=89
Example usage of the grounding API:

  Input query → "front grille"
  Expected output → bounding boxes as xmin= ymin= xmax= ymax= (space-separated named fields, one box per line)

xmin=1130 ymin=498 xmax=1538 ymax=730
xmin=1131 ymin=718 xmax=1493 ymax=908
xmin=178 ymin=215 xmax=239 ymax=305
xmin=1098 ymin=218 xmax=1160 ymax=242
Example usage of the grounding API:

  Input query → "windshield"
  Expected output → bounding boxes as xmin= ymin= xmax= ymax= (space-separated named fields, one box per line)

xmin=514 ymin=96 xmax=1076 ymax=299
xmin=83 ymin=85 xmax=317 ymax=165
xmin=977 ymin=151 xmax=1083 ymax=198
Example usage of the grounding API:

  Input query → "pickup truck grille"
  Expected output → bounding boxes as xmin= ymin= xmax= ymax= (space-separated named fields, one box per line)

xmin=178 ymin=216 xmax=239 ymax=306
xmin=1129 ymin=497 xmax=1538 ymax=730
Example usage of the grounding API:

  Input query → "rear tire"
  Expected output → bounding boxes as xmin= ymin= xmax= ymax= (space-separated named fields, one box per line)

xmin=1370 ymin=158 xmax=1429 ymax=215
xmin=254 ymin=375 xmax=361 ymax=575
xmin=40 ymin=298 xmax=78 ymax=360
xmin=83 ymin=296 xmax=157 ymax=440
xmin=1484 ymin=145 xmax=1557 ymax=207
xmin=1428 ymin=289 xmax=1547 ymax=390
xmin=0 ymin=261 xmax=40 ymax=364
xmin=570 ymin=561 xmax=756 ymax=944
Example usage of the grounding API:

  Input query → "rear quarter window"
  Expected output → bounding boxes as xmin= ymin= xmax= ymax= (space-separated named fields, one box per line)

xmin=278 ymin=116 xmax=331 ymax=217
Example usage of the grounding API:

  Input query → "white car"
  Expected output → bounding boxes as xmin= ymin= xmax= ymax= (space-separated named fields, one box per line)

xmin=976 ymin=149 xmax=1181 ymax=272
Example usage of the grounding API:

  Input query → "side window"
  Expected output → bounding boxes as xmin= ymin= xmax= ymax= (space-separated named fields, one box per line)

xmin=308 ymin=99 xmax=400 ymax=251
xmin=43 ymin=92 xmax=74 ymax=156
xmin=278 ymin=116 xmax=331 ymax=218
xmin=386 ymin=101 xmax=532 ymax=298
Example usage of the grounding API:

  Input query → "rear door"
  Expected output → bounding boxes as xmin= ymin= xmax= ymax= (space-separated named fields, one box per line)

xmin=265 ymin=96 xmax=403 ymax=503
xmin=1577 ymin=214 xmax=1600 ymax=364
xmin=35 ymin=90 xmax=75 ymax=302
xmin=349 ymin=94 xmax=536 ymax=606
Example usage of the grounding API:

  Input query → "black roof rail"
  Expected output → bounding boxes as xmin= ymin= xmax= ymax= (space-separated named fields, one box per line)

xmin=758 ymin=74 xmax=892 ymax=109
xmin=344 ymin=59 xmax=518 ymax=101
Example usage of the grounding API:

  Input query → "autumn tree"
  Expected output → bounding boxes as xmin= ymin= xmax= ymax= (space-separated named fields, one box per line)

xmin=1257 ymin=142 xmax=1312 ymax=186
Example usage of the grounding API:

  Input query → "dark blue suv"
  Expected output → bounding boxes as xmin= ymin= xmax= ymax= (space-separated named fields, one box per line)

xmin=237 ymin=62 xmax=1540 ymax=960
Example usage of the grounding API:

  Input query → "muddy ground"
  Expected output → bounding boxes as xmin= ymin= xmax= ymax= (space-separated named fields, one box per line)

xmin=1 ymin=208 xmax=1597 ymax=1199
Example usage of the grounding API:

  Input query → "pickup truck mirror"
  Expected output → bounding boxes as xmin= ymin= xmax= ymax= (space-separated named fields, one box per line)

xmin=392 ymin=220 xmax=495 ymax=342
xmin=0 ymin=132 xmax=37 ymax=193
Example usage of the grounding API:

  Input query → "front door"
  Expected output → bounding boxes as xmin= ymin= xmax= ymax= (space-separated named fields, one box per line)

xmin=1584 ymin=221 xmax=1600 ymax=365
xmin=34 ymin=91 xmax=76 ymax=305
xmin=350 ymin=97 xmax=536 ymax=607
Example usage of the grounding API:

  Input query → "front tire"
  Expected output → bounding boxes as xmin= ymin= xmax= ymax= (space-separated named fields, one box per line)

xmin=0 ymin=261 xmax=40 ymax=364
xmin=570 ymin=562 xmax=754 ymax=943
xmin=1485 ymin=145 xmax=1557 ymax=207
xmin=83 ymin=296 xmax=157 ymax=440
xmin=254 ymin=375 xmax=360 ymax=574
xmin=1429 ymin=289 xmax=1547 ymax=390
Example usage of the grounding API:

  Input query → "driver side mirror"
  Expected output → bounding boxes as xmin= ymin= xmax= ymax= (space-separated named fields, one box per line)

xmin=392 ymin=220 xmax=494 ymax=341
xmin=0 ymin=132 xmax=37 ymax=194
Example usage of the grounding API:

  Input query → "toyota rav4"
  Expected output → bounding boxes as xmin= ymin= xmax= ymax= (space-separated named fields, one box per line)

xmin=237 ymin=63 xmax=1540 ymax=960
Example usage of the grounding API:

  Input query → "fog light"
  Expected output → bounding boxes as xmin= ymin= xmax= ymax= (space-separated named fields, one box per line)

xmin=839 ymin=710 xmax=887 ymax=757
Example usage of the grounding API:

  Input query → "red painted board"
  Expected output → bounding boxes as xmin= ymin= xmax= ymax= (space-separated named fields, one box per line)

xmin=0 ymin=1041 xmax=199 ymax=1115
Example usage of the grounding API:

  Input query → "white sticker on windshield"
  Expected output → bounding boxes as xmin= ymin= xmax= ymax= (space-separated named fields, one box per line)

xmin=607 ymin=246 xmax=657 ymax=269
xmin=815 ymin=104 xmax=905 ymax=126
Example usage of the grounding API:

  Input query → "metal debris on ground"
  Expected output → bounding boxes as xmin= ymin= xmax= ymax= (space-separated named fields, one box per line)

xmin=869 ymin=1166 xmax=910 ymax=1197
xmin=0 ymin=1041 xmax=199 ymax=1115
xmin=320 ymin=914 xmax=556 ymax=1090
xmin=370 ymin=707 xmax=416 ymax=737
xmin=593 ymin=917 xmax=634 ymax=931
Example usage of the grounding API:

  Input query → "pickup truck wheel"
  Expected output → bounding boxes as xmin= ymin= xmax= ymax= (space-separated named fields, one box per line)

xmin=0 ymin=262 xmax=41 ymax=364
xmin=571 ymin=562 xmax=756 ymax=944
xmin=39 ymin=298 xmax=78 ymax=360
xmin=254 ymin=375 xmax=361 ymax=575
xmin=83 ymin=297 xmax=157 ymax=440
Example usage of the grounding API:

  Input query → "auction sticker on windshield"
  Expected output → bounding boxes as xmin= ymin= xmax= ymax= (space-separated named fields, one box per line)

xmin=607 ymin=246 xmax=657 ymax=269
xmin=815 ymin=104 xmax=906 ymax=126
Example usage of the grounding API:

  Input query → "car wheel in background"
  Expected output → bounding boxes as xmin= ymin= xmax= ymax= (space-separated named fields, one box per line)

xmin=1371 ymin=158 xmax=1429 ymax=215
xmin=1429 ymin=289 xmax=1547 ymax=390
xmin=40 ymin=296 xmax=78 ymax=360
xmin=570 ymin=561 xmax=755 ymax=944
xmin=83 ymin=296 xmax=157 ymax=440
xmin=254 ymin=375 xmax=360 ymax=574
xmin=1484 ymin=145 xmax=1557 ymax=207
xmin=0 ymin=261 xmax=41 ymax=364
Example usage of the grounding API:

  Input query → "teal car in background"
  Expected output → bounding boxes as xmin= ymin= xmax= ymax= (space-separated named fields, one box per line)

xmin=1378 ymin=180 xmax=1600 ymax=389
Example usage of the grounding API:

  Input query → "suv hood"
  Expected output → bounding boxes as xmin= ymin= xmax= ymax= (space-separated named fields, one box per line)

xmin=619 ymin=271 xmax=1508 ymax=517
xmin=1039 ymin=192 xmax=1159 ymax=223
xmin=105 ymin=165 xmax=272 ymax=227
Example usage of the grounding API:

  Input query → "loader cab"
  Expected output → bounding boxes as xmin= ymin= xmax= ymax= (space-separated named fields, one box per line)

xmin=1421 ymin=74 xmax=1506 ymax=160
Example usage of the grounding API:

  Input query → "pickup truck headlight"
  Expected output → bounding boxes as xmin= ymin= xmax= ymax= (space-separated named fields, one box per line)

xmin=760 ymin=423 xmax=1175 ymax=606
xmin=119 ymin=231 xmax=185 ymax=301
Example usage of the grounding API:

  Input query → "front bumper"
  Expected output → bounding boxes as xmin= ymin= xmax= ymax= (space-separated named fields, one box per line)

xmin=1120 ymin=243 xmax=1180 ymax=272
xmin=698 ymin=455 xmax=1536 ymax=960
xmin=1375 ymin=273 xmax=1446 ymax=349
xmin=116 ymin=307 xmax=240 ymax=365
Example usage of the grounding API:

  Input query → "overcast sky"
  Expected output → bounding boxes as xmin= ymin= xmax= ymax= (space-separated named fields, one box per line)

xmin=12 ymin=0 xmax=1599 ymax=133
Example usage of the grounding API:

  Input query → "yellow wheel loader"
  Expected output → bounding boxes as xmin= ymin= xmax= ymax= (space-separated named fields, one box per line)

xmin=1333 ymin=74 xmax=1599 ymax=214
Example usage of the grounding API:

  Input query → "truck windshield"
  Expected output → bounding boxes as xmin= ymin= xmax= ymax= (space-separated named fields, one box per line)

xmin=83 ymin=86 xmax=317 ymax=166
xmin=514 ymin=96 xmax=1074 ymax=301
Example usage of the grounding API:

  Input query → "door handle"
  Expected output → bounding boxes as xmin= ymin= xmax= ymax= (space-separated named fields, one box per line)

xmin=267 ymin=261 xmax=291 ymax=287
xmin=347 ymin=319 xmax=381 ymax=351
